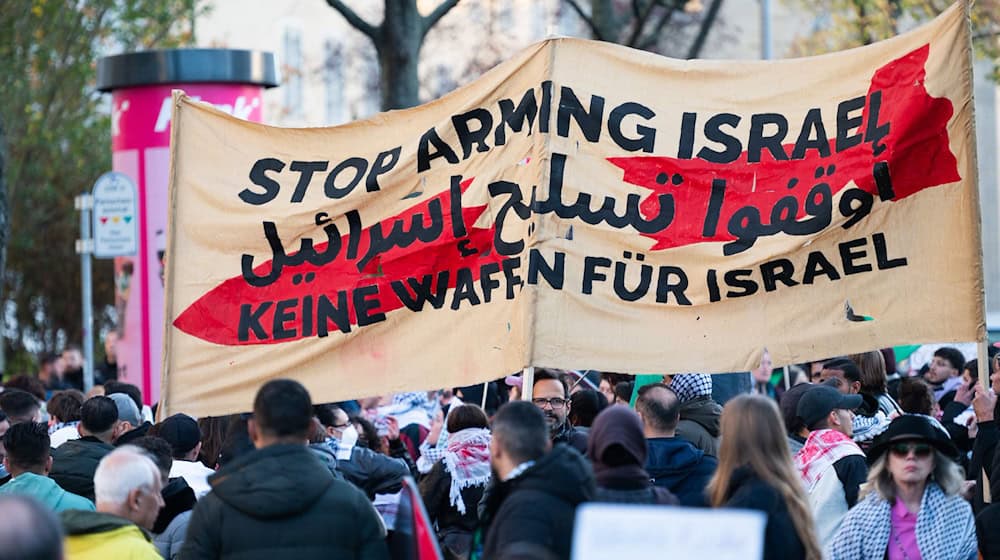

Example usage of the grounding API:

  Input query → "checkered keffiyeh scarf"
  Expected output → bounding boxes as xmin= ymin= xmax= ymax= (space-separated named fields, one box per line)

xmin=442 ymin=428 xmax=492 ymax=515
xmin=670 ymin=374 xmax=713 ymax=403
xmin=794 ymin=429 xmax=865 ymax=490
xmin=829 ymin=483 xmax=977 ymax=559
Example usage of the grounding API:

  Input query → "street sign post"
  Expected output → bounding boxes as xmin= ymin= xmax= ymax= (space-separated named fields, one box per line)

xmin=92 ymin=172 xmax=138 ymax=259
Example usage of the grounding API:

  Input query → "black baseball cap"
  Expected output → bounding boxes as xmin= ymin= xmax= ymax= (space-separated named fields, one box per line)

xmin=796 ymin=385 xmax=863 ymax=429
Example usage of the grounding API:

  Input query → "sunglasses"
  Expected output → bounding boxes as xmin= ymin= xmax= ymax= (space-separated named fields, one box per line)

xmin=889 ymin=442 xmax=933 ymax=458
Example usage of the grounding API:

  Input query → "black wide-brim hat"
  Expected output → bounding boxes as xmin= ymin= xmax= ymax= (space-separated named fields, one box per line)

xmin=867 ymin=414 xmax=960 ymax=464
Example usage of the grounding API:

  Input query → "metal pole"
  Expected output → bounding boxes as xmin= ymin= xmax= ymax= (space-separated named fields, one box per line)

xmin=75 ymin=194 xmax=94 ymax=393
xmin=521 ymin=367 xmax=535 ymax=401
xmin=761 ymin=0 xmax=773 ymax=60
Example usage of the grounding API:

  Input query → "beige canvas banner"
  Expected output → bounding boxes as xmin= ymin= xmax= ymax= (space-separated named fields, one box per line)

xmin=162 ymin=3 xmax=983 ymax=417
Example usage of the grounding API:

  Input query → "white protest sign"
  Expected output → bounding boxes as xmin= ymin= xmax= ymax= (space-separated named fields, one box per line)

xmin=572 ymin=504 xmax=766 ymax=560
xmin=92 ymin=171 xmax=138 ymax=258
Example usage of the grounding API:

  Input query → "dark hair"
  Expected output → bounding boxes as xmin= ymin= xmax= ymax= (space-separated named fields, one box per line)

xmin=48 ymin=390 xmax=85 ymax=424
xmin=822 ymin=358 xmax=861 ymax=384
xmin=933 ymin=347 xmax=966 ymax=372
xmin=446 ymin=404 xmax=489 ymax=433
xmin=0 ymin=390 xmax=39 ymax=424
xmin=533 ymin=368 xmax=569 ymax=398
xmin=613 ymin=381 xmax=634 ymax=403
xmin=635 ymin=383 xmax=680 ymax=432
xmin=492 ymin=401 xmax=549 ymax=464
xmin=103 ymin=381 xmax=143 ymax=412
xmin=40 ymin=353 xmax=61 ymax=369
xmin=569 ymin=390 xmax=608 ymax=428
xmin=350 ymin=415 xmax=379 ymax=450
xmin=3 ymin=376 xmax=45 ymax=402
xmin=313 ymin=404 xmax=342 ymax=429
xmin=3 ymin=422 xmax=50 ymax=471
xmin=80 ymin=396 xmax=118 ymax=434
xmin=218 ymin=417 xmax=254 ymax=467
xmin=130 ymin=436 xmax=173 ymax=479
xmin=898 ymin=377 xmax=934 ymax=415
xmin=253 ymin=379 xmax=313 ymax=439
xmin=197 ymin=415 xmax=233 ymax=470
xmin=600 ymin=372 xmax=631 ymax=389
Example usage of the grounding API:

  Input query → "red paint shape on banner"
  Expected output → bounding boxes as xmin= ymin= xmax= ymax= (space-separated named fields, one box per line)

xmin=609 ymin=44 xmax=959 ymax=251
xmin=173 ymin=178 xmax=504 ymax=345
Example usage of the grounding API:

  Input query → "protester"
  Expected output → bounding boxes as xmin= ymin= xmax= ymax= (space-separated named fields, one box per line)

xmin=977 ymin=463 xmax=1000 ymax=559
xmin=131 ymin=436 xmax=196 ymax=560
xmin=477 ymin=400 xmax=595 ymax=559
xmin=48 ymin=390 xmax=85 ymax=448
xmin=107 ymin=393 xmax=147 ymax=446
xmin=531 ymin=369 xmax=588 ymax=454
xmin=105 ymin=382 xmax=153 ymax=441
xmin=568 ymin=389 xmax=607 ymax=431
xmin=970 ymin=362 xmax=1000 ymax=514
xmin=818 ymin=357 xmax=891 ymax=445
xmin=635 ymin=383 xmax=716 ymax=506
xmin=924 ymin=346 xmax=965 ymax=407
xmin=707 ymin=395 xmax=822 ymax=560
xmin=588 ymin=405 xmax=677 ymax=505
xmin=848 ymin=350 xmax=903 ymax=417
xmin=668 ymin=373 xmax=721 ymax=457
xmin=794 ymin=385 xmax=868 ymax=547
xmin=196 ymin=415 xmax=233 ymax=469
xmin=38 ymin=352 xmax=69 ymax=393
xmin=420 ymin=404 xmax=491 ymax=559
xmin=940 ymin=357 xmax=989 ymax=455
xmin=612 ymin=381 xmax=634 ymax=406
xmin=60 ymin=446 xmax=164 ymax=559
xmin=50 ymin=396 xmax=118 ymax=501
xmin=314 ymin=403 xmax=409 ymax=499
xmin=181 ymin=379 xmax=389 ymax=559
xmin=158 ymin=413 xmax=216 ymax=499
xmin=751 ymin=350 xmax=777 ymax=400
xmin=0 ymin=494 xmax=64 ymax=560
xmin=598 ymin=372 xmax=629 ymax=405
xmin=779 ymin=383 xmax=813 ymax=454
xmin=5 ymin=374 xmax=47 ymax=403
xmin=830 ymin=415 xmax=976 ymax=559
xmin=0 ymin=422 xmax=94 ymax=512
xmin=95 ymin=331 xmax=119 ymax=385
xmin=0 ymin=389 xmax=42 ymax=424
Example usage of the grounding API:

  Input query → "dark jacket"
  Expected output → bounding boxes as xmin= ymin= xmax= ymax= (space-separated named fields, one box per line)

xmin=153 ymin=477 xmax=197 ymax=534
xmin=676 ymin=397 xmax=721 ymax=457
xmin=724 ymin=467 xmax=806 ymax=560
xmin=588 ymin=406 xmax=677 ymax=506
xmin=479 ymin=444 xmax=595 ymax=560
xmin=180 ymin=443 xmax=388 ymax=560
xmin=115 ymin=422 xmax=152 ymax=447
xmin=552 ymin=422 xmax=588 ymax=455
xmin=337 ymin=444 xmax=409 ymax=500
xmin=646 ymin=436 xmax=717 ymax=507
xmin=420 ymin=459 xmax=487 ymax=558
xmin=50 ymin=436 xmax=114 ymax=502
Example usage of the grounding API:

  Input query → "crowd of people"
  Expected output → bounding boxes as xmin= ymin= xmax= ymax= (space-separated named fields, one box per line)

xmin=0 ymin=342 xmax=997 ymax=559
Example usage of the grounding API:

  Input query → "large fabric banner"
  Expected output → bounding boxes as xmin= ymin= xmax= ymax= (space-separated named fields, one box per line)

xmin=163 ymin=3 xmax=982 ymax=417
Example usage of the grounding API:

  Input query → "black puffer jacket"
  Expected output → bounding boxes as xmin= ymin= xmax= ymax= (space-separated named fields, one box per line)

xmin=180 ymin=444 xmax=388 ymax=560
xmin=50 ymin=436 xmax=114 ymax=501
xmin=480 ymin=444 xmax=595 ymax=560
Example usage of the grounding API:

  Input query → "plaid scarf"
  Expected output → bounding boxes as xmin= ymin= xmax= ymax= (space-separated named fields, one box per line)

xmin=442 ymin=427 xmax=492 ymax=515
xmin=795 ymin=429 xmax=865 ymax=490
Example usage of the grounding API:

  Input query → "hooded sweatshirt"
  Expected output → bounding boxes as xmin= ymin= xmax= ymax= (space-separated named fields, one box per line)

xmin=60 ymin=510 xmax=160 ymax=560
xmin=588 ymin=406 xmax=677 ymax=505
xmin=479 ymin=444 xmax=596 ymax=560
xmin=0 ymin=472 xmax=95 ymax=512
xmin=646 ymin=437 xmax=717 ymax=507
xmin=180 ymin=443 xmax=388 ymax=560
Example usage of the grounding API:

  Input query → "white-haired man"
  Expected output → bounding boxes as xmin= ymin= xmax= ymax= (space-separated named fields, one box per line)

xmin=59 ymin=446 xmax=164 ymax=559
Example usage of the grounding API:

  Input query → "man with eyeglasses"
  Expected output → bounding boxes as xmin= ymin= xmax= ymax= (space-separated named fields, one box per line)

xmin=530 ymin=370 xmax=588 ymax=454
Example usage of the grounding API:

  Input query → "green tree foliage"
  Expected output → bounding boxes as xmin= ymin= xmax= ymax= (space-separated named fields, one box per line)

xmin=786 ymin=0 xmax=1000 ymax=78
xmin=0 ymin=0 xmax=201 ymax=362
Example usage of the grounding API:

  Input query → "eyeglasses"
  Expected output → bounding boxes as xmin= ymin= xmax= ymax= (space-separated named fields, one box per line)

xmin=332 ymin=422 xmax=351 ymax=429
xmin=889 ymin=442 xmax=933 ymax=458
xmin=532 ymin=397 xmax=568 ymax=409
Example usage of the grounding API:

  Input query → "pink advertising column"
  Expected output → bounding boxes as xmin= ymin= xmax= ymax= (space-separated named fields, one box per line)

xmin=97 ymin=50 xmax=278 ymax=406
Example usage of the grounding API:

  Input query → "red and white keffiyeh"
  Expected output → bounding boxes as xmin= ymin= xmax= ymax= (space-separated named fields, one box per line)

xmin=442 ymin=427 xmax=492 ymax=515
xmin=794 ymin=428 xmax=865 ymax=489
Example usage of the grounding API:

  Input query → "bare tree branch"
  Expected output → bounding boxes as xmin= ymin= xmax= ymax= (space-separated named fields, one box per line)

xmin=625 ymin=0 xmax=660 ymax=47
xmin=423 ymin=0 xmax=461 ymax=35
xmin=564 ymin=0 xmax=605 ymax=41
xmin=326 ymin=0 xmax=379 ymax=40
xmin=686 ymin=0 xmax=724 ymax=59
xmin=637 ymin=2 xmax=678 ymax=50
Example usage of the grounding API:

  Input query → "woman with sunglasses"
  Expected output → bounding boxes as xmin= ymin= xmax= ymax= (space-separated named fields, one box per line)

xmin=829 ymin=414 xmax=976 ymax=560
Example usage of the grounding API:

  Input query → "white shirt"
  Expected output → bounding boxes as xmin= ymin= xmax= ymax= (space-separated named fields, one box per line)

xmin=49 ymin=425 xmax=81 ymax=448
xmin=169 ymin=459 xmax=215 ymax=499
